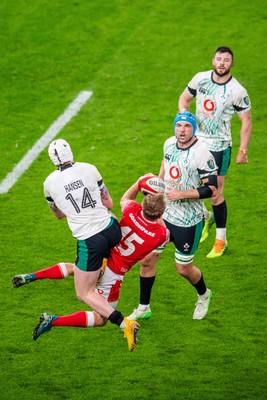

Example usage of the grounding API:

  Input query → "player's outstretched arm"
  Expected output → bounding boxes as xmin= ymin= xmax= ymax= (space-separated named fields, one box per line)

xmin=120 ymin=182 xmax=139 ymax=211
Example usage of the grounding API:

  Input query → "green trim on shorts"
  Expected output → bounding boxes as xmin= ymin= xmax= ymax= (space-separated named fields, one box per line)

xmin=191 ymin=219 xmax=204 ymax=254
xmin=76 ymin=240 xmax=89 ymax=272
xmin=220 ymin=147 xmax=231 ymax=176
xmin=104 ymin=216 xmax=114 ymax=230
xmin=174 ymin=219 xmax=203 ymax=264
xmin=152 ymin=244 xmax=167 ymax=253
xmin=175 ymin=251 xmax=194 ymax=265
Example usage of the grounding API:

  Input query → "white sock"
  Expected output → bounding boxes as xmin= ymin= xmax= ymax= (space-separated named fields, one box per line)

xmin=58 ymin=262 xmax=69 ymax=278
xmin=86 ymin=311 xmax=95 ymax=327
xmin=216 ymin=228 xmax=226 ymax=242
xmin=199 ymin=289 xmax=209 ymax=301
xmin=120 ymin=320 xmax=126 ymax=329
xmin=139 ymin=304 xmax=149 ymax=310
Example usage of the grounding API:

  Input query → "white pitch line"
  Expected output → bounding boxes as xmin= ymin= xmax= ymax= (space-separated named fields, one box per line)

xmin=0 ymin=90 xmax=93 ymax=194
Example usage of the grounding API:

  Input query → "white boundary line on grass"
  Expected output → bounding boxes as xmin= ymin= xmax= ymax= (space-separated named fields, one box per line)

xmin=0 ymin=90 xmax=93 ymax=194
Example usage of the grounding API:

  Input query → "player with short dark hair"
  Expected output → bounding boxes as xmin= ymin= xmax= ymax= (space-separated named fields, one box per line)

xmin=178 ymin=46 xmax=252 ymax=258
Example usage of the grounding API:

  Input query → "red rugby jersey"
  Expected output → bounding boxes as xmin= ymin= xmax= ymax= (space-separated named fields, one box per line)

xmin=107 ymin=201 xmax=168 ymax=275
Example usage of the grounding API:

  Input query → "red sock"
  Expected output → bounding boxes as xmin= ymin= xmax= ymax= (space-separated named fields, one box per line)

xmin=34 ymin=264 xmax=66 ymax=280
xmin=52 ymin=311 xmax=88 ymax=327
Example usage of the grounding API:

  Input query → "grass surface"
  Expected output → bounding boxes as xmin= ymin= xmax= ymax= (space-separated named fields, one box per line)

xmin=0 ymin=1 xmax=266 ymax=399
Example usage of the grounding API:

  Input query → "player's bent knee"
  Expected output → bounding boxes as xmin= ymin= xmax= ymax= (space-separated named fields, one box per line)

xmin=175 ymin=262 xmax=194 ymax=278
xmin=75 ymin=292 xmax=85 ymax=303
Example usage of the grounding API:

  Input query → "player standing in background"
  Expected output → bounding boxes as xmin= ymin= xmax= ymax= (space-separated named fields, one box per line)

xmin=178 ymin=46 xmax=252 ymax=258
xmin=12 ymin=178 xmax=168 ymax=351
xmin=128 ymin=111 xmax=218 ymax=321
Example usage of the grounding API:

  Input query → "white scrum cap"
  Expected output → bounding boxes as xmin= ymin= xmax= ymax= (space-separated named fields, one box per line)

xmin=48 ymin=139 xmax=73 ymax=166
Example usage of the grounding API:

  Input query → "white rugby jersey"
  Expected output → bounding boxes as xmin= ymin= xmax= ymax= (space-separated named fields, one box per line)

xmin=163 ymin=137 xmax=217 ymax=227
xmin=187 ymin=70 xmax=251 ymax=151
xmin=44 ymin=162 xmax=112 ymax=240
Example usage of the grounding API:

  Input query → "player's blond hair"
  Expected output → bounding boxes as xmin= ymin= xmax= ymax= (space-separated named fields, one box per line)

xmin=142 ymin=193 xmax=166 ymax=221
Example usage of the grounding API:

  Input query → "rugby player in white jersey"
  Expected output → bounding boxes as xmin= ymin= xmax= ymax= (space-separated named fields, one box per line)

xmin=178 ymin=46 xmax=252 ymax=258
xmin=128 ymin=111 xmax=218 ymax=321
xmin=38 ymin=139 xmax=141 ymax=350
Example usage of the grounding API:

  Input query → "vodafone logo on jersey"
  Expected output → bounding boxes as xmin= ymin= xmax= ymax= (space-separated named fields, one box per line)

xmin=169 ymin=166 xmax=180 ymax=180
xmin=203 ymin=99 xmax=215 ymax=112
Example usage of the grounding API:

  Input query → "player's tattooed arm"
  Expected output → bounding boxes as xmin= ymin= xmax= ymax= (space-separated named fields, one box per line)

xmin=49 ymin=203 xmax=66 ymax=219
xmin=100 ymin=186 xmax=113 ymax=210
